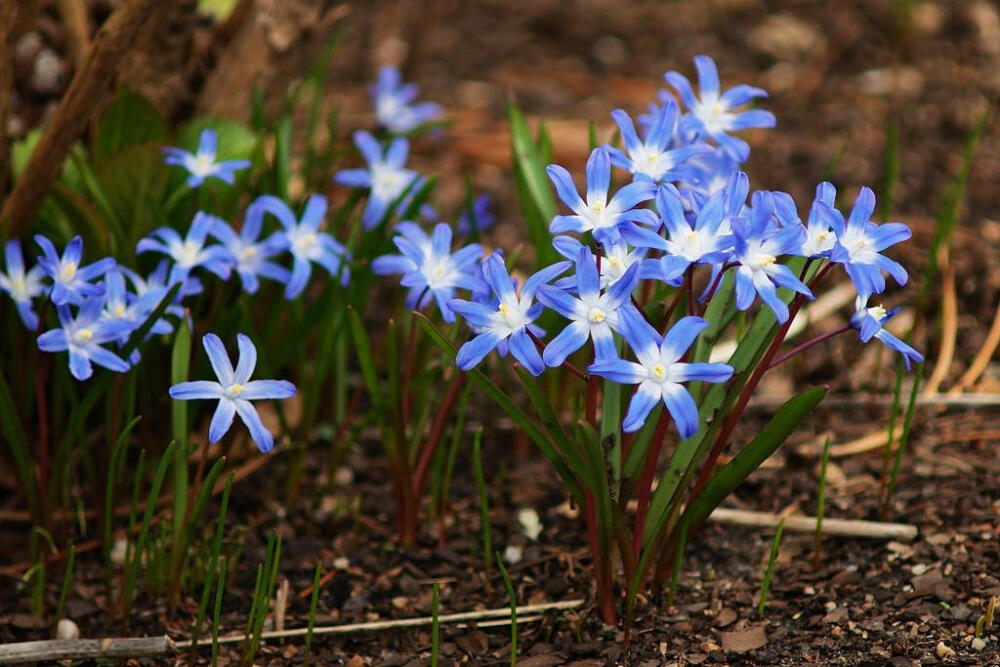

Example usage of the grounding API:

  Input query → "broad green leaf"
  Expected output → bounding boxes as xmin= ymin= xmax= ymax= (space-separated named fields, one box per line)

xmin=506 ymin=99 xmax=557 ymax=266
xmin=681 ymin=387 xmax=827 ymax=529
xmin=94 ymin=88 xmax=167 ymax=162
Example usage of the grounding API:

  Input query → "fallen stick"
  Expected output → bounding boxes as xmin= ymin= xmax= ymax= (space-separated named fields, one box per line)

xmin=174 ymin=599 xmax=584 ymax=650
xmin=0 ymin=0 xmax=167 ymax=237
xmin=0 ymin=636 xmax=174 ymax=665
xmin=708 ymin=507 xmax=917 ymax=540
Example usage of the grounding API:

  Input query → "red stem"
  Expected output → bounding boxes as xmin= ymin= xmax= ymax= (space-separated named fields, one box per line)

xmin=689 ymin=263 xmax=832 ymax=501
xmin=411 ymin=372 xmax=467 ymax=498
xmin=685 ymin=266 xmax=695 ymax=316
xmin=768 ymin=324 xmax=852 ymax=370
xmin=632 ymin=410 xmax=672 ymax=556
xmin=527 ymin=330 xmax=587 ymax=381
xmin=401 ymin=310 xmax=422 ymax=428
xmin=698 ymin=263 xmax=735 ymax=317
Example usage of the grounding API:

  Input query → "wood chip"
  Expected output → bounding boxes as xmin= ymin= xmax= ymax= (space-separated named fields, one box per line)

xmin=719 ymin=625 xmax=767 ymax=652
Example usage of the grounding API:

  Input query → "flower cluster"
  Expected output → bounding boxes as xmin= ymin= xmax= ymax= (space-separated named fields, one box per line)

xmin=358 ymin=55 xmax=922 ymax=437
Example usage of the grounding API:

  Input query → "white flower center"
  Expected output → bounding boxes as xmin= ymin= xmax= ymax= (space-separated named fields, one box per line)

xmin=497 ymin=302 xmax=530 ymax=331
xmin=587 ymin=307 xmax=606 ymax=324
xmin=225 ymin=383 xmax=244 ymax=397
xmin=73 ymin=328 xmax=94 ymax=344
xmin=240 ymin=246 xmax=257 ymax=261
xmin=868 ymin=305 xmax=887 ymax=321
xmin=177 ymin=240 xmax=201 ymax=266
xmin=292 ymin=232 xmax=317 ymax=256
xmin=423 ymin=257 xmax=453 ymax=289
xmin=11 ymin=275 xmax=27 ymax=299
xmin=371 ymin=164 xmax=406 ymax=200
xmin=60 ymin=261 xmax=77 ymax=282
xmin=113 ymin=304 xmax=126 ymax=318
xmin=694 ymin=96 xmax=733 ymax=135
xmin=650 ymin=363 xmax=667 ymax=381
xmin=191 ymin=152 xmax=215 ymax=176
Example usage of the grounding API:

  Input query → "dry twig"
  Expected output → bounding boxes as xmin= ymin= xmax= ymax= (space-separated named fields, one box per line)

xmin=0 ymin=637 xmax=175 ymax=665
xmin=0 ymin=0 xmax=167 ymax=237
xmin=709 ymin=508 xmax=917 ymax=540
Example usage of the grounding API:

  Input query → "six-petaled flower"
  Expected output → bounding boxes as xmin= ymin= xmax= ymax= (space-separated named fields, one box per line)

xmin=169 ymin=333 xmax=296 ymax=452
xmin=334 ymin=130 xmax=420 ymax=229
xmin=163 ymin=128 xmax=251 ymax=188
xmin=0 ymin=239 xmax=48 ymax=330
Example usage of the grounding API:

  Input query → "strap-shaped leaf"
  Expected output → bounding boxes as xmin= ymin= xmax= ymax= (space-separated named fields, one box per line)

xmin=416 ymin=313 xmax=584 ymax=502
xmin=681 ymin=386 xmax=827 ymax=530
xmin=347 ymin=306 xmax=381 ymax=406
xmin=507 ymin=99 xmax=557 ymax=267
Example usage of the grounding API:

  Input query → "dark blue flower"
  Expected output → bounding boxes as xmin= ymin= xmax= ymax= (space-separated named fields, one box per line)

xmin=37 ymin=296 xmax=132 ymax=381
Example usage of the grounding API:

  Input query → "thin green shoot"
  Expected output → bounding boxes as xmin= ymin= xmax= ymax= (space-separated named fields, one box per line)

xmin=304 ymin=562 xmax=323 ymax=667
xmin=211 ymin=557 xmax=227 ymax=667
xmin=54 ymin=544 xmax=76 ymax=625
xmin=471 ymin=428 xmax=493 ymax=594
xmin=882 ymin=364 xmax=922 ymax=518
xmin=192 ymin=472 xmax=233 ymax=650
xmin=496 ymin=552 xmax=517 ymax=667
xmin=666 ymin=514 xmax=690 ymax=608
xmin=757 ymin=518 xmax=785 ymax=617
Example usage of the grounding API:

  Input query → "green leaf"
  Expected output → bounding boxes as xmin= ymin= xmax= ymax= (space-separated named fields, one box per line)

xmin=681 ymin=387 xmax=827 ymax=529
xmin=94 ymin=88 xmax=167 ymax=162
xmin=417 ymin=314 xmax=584 ymax=503
xmin=347 ymin=306 xmax=381 ymax=405
xmin=506 ymin=99 xmax=557 ymax=266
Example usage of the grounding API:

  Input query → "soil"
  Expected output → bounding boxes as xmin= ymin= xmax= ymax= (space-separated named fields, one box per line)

xmin=3 ymin=1 xmax=1000 ymax=665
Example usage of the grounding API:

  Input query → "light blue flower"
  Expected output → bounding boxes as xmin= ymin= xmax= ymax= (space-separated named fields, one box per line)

xmin=37 ymin=296 xmax=132 ymax=381
xmin=793 ymin=182 xmax=845 ymax=258
xmin=536 ymin=245 xmax=641 ymax=366
xmin=589 ymin=309 xmax=733 ymax=435
xmin=208 ymin=199 xmax=290 ymax=294
xmin=0 ymin=239 xmax=48 ymax=330
xmin=121 ymin=260 xmax=200 ymax=325
xmin=606 ymin=103 xmax=705 ymax=183
xmin=552 ymin=236 xmax=647 ymax=290
xmin=665 ymin=55 xmax=775 ymax=162
xmin=334 ymin=131 xmax=420 ymax=229
xmin=136 ymin=212 xmax=233 ymax=286
xmin=828 ymin=186 xmax=911 ymax=301
xmin=647 ymin=185 xmax=734 ymax=286
xmin=371 ymin=65 xmax=443 ymax=134
xmin=449 ymin=253 xmax=570 ymax=375
xmin=34 ymin=235 xmax=115 ymax=306
xmin=850 ymin=297 xmax=923 ymax=370
xmin=732 ymin=192 xmax=812 ymax=323
xmin=254 ymin=194 xmax=350 ymax=299
xmin=547 ymin=147 xmax=664 ymax=249
xmin=169 ymin=333 xmax=296 ymax=452
xmin=101 ymin=269 xmax=172 ymax=364
xmin=163 ymin=129 xmax=251 ymax=188
xmin=371 ymin=222 xmax=483 ymax=322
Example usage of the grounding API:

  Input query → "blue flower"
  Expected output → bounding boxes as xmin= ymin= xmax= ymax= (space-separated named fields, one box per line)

xmin=137 ymin=212 xmax=233 ymax=286
xmin=665 ymin=55 xmax=775 ymax=162
xmin=334 ymin=131 xmax=420 ymax=229
xmin=100 ymin=269 xmax=172 ymax=364
xmin=37 ymin=296 xmax=133 ymax=381
xmin=449 ymin=253 xmax=570 ymax=375
xmin=0 ymin=239 xmax=48 ymax=329
xmin=828 ymin=186 xmax=911 ymax=301
xmin=254 ymin=194 xmax=350 ymax=299
xmin=794 ymin=182 xmax=845 ymax=258
xmin=163 ymin=129 xmax=251 ymax=188
xmin=372 ymin=222 xmax=483 ymax=322
xmin=606 ymin=103 xmax=705 ymax=183
xmin=121 ymin=260 xmax=200 ymax=324
xmin=35 ymin=235 xmax=115 ymax=306
xmin=850 ymin=297 xmax=923 ymax=370
xmin=732 ymin=192 xmax=812 ymax=323
xmin=536 ymin=246 xmax=641 ymax=366
xmin=547 ymin=147 xmax=663 ymax=248
xmin=208 ymin=199 xmax=290 ymax=294
xmin=456 ymin=193 xmax=496 ymax=235
xmin=169 ymin=333 xmax=296 ymax=453
xmin=371 ymin=65 xmax=443 ymax=134
xmin=552 ymin=236 xmax=647 ymax=290
xmin=647 ymin=186 xmax=734 ymax=286
xmin=589 ymin=309 xmax=733 ymax=435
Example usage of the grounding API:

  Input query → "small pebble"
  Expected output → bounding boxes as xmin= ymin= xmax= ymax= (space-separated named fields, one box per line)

xmin=503 ymin=545 xmax=523 ymax=564
xmin=517 ymin=508 xmax=542 ymax=541
xmin=56 ymin=618 xmax=79 ymax=639
xmin=971 ymin=637 xmax=987 ymax=651
xmin=936 ymin=641 xmax=955 ymax=658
